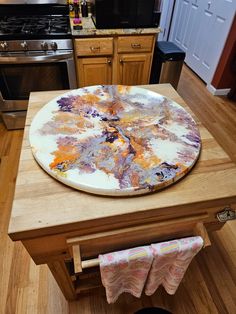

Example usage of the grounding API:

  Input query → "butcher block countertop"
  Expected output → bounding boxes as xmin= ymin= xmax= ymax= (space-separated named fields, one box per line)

xmin=8 ymin=84 xmax=236 ymax=241
xmin=71 ymin=17 xmax=161 ymax=37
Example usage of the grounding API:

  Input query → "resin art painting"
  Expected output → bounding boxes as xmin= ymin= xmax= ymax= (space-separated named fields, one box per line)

xmin=29 ymin=85 xmax=201 ymax=196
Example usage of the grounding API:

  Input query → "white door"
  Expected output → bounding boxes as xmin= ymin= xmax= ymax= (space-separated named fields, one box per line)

xmin=158 ymin=0 xmax=175 ymax=41
xmin=169 ymin=0 xmax=236 ymax=84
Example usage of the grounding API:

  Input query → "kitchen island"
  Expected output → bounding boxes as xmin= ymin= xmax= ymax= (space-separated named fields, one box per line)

xmin=8 ymin=84 xmax=236 ymax=300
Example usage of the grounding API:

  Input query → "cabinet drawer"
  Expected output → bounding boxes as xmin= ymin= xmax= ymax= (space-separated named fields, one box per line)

xmin=74 ymin=38 xmax=113 ymax=56
xmin=118 ymin=35 xmax=154 ymax=53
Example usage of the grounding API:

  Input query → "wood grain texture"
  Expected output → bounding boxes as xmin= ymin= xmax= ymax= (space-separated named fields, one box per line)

xmin=7 ymin=78 xmax=236 ymax=301
xmin=77 ymin=56 xmax=112 ymax=87
xmin=74 ymin=35 xmax=156 ymax=88
xmin=74 ymin=38 xmax=114 ymax=56
xmin=1 ymin=65 xmax=236 ymax=313
xmin=117 ymin=35 xmax=154 ymax=53
xmin=118 ymin=53 xmax=152 ymax=85
xmin=0 ymin=123 xmax=68 ymax=314
xmin=8 ymin=84 xmax=236 ymax=242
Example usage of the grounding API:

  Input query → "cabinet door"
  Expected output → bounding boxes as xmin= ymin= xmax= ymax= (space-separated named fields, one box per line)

xmin=77 ymin=57 xmax=112 ymax=87
xmin=118 ymin=53 xmax=151 ymax=85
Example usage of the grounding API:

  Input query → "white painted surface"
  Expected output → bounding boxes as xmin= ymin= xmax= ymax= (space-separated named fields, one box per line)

xmin=158 ymin=0 xmax=175 ymax=41
xmin=169 ymin=0 xmax=236 ymax=84
xmin=207 ymin=84 xmax=231 ymax=96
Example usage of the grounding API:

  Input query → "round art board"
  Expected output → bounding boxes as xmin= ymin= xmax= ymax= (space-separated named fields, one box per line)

xmin=29 ymin=85 xmax=201 ymax=196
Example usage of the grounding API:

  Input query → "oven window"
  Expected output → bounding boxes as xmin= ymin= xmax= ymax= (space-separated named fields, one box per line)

xmin=0 ymin=63 xmax=70 ymax=100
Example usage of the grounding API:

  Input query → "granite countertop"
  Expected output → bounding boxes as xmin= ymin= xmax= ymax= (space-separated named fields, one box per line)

xmin=71 ymin=16 xmax=161 ymax=37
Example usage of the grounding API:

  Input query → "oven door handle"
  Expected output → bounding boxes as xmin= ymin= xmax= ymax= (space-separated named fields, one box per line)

xmin=0 ymin=53 xmax=74 ymax=64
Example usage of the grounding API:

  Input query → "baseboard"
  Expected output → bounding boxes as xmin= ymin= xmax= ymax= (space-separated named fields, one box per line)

xmin=207 ymin=84 xmax=231 ymax=96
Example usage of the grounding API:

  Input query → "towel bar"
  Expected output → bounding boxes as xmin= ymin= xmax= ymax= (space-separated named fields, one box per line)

xmin=193 ymin=222 xmax=211 ymax=248
xmin=68 ymin=222 xmax=211 ymax=273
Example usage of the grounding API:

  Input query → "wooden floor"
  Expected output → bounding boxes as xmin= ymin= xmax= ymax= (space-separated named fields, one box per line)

xmin=1 ymin=65 xmax=236 ymax=314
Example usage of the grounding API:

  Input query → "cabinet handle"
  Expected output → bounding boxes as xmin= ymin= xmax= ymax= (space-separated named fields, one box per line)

xmin=119 ymin=59 xmax=123 ymax=63
xmin=90 ymin=46 xmax=101 ymax=52
xmin=107 ymin=59 xmax=112 ymax=64
xmin=131 ymin=43 xmax=141 ymax=49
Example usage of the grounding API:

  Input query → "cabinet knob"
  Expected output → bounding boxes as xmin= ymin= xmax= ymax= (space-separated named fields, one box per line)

xmin=0 ymin=41 xmax=8 ymax=50
xmin=20 ymin=41 xmax=28 ymax=50
xmin=107 ymin=59 xmax=112 ymax=64
xmin=119 ymin=59 xmax=123 ymax=63
xmin=90 ymin=46 xmax=100 ymax=52
xmin=131 ymin=43 xmax=141 ymax=49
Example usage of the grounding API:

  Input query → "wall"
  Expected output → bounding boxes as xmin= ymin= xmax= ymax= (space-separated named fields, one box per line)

xmin=211 ymin=15 xmax=236 ymax=89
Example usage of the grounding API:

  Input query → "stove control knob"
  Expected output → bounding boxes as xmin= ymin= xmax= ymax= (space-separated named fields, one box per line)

xmin=51 ymin=42 xmax=58 ymax=51
xmin=21 ymin=41 xmax=28 ymax=51
xmin=0 ymin=41 xmax=8 ymax=50
xmin=41 ymin=41 xmax=48 ymax=51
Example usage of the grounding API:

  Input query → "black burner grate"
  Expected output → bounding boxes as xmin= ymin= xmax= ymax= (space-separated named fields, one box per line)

xmin=0 ymin=15 xmax=70 ymax=36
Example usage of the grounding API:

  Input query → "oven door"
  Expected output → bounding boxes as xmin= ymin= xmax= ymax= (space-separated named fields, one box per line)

xmin=0 ymin=51 xmax=77 ymax=129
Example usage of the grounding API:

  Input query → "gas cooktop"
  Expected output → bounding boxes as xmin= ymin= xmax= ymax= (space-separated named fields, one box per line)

xmin=0 ymin=15 xmax=70 ymax=38
xmin=0 ymin=4 xmax=71 ymax=40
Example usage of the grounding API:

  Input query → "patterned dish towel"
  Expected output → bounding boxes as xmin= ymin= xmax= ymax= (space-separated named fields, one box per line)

xmin=145 ymin=236 xmax=204 ymax=296
xmin=99 ymin=246 xmax=153 ymax=304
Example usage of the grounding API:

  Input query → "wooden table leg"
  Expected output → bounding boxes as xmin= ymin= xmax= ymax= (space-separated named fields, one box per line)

xmin=48 ymin=260 xmax=77 ymax=301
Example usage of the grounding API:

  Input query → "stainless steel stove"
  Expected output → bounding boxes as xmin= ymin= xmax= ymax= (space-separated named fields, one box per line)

xmin=0 ymin=0 xmax=77 ymax=130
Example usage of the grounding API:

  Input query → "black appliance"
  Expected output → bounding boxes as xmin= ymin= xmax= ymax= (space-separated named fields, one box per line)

xmin=0 ymin=1 xmax=77 ymax=130
xmin=92 ymin=0 xmax=161 ymax=29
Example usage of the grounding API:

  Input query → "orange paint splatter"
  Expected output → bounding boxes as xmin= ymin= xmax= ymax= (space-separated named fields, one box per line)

xmin=50 ymin=148 xmax=80 ymax=170
xmin=81 ymin=94 xmax=101 ymax=104
xmin=117 ymin=85 xmax=131 ymax=94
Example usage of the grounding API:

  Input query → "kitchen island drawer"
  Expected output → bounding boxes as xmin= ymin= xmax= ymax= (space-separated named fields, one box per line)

xmin=74 ymin=38 xmax=113 ymax=56
xmin=117 ymin=35 xmax=154 ymax=53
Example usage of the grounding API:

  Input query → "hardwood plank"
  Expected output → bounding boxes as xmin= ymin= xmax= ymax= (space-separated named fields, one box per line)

xmin=177 ymin=65 xmax=236 ymax=163
xmin=47 ymin=261 xmax=77 ymax=301
xmin=0 ymin=129 xmax=68 ymax=313
xmin=1 ymin=65 xmax=236 ymax=313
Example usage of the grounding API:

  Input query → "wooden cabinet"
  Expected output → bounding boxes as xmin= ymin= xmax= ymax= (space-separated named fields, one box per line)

xmin=77 ymin=57 xmax=112 ymax=87
xmin=74 ymin=37 xmax=113 ymax=87
xmin=74 ymin=34 xmax=156 ymax=87
xmin=118 ymin=53 xmax=151 ymax=85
